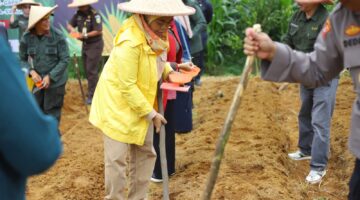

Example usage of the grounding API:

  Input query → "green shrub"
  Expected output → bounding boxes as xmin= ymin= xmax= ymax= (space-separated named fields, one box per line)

xmin=207 ymin=0 xmax=294 ymax=75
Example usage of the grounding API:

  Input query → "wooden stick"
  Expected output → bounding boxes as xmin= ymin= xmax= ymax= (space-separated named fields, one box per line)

xmin=201 ymin=24 xmax=262 ymax=200
xmin=72 ymin=54 xmax=88 ymax=114
xmin=157 ymin=87 xmax=170 ymax=200
xmin=278 ymin=83 xmax=290 ymax=91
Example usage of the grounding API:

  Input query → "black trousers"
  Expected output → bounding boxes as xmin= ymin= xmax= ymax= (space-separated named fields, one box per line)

xmin=82 ymin=39 xmax=104 ymax=99
xmin=153 ymin=100 xmax=176 ymax=178
xmin=349 ymin=159 xmax=360 ymax=200
xmin=192 ymin=51 xmax=205 ymax=82
xmin=33 ymin=84 xmax=66 ymax=122
xmin=174 ymin=90 xmax=193 ymax=133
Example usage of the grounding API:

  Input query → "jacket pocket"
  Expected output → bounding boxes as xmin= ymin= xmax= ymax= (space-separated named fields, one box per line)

xmin=45 ymin=45 xmax=58 ymax=63
xmin=289 ymin=23 xmax=299 ymax=36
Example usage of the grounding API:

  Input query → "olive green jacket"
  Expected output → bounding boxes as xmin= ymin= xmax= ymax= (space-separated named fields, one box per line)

xmin=283 ymin=5 xmax=328 ymax=53
xmin=185 ymin=0 xmax=207 ymax=54
xmin=20 ymin=28 xmax=69 ymax=88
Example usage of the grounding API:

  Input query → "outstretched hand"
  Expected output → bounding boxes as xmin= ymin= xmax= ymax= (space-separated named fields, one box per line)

xmin=243 ymin=28 xmax=277 ymax=61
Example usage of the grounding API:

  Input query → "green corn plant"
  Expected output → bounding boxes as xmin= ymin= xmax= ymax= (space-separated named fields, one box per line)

xmin=207 ymin=0 xmax=294 ymax=75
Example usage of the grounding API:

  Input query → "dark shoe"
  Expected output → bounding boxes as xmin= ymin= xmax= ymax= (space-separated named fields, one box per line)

xmin=86 ymin=98 xmax=92 ymax=105
xmin=150 ymin=176 xmax=162 ymax=183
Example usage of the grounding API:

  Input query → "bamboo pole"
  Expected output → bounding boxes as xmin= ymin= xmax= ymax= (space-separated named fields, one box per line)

xmin=157 ymin=87 xmax=170 ymax=200
xmin=201 ymin=24 xmax=262 ymax=200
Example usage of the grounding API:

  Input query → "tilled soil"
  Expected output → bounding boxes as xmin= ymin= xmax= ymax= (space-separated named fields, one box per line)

xmin=27 ymin=76 xmax=355 ymax=200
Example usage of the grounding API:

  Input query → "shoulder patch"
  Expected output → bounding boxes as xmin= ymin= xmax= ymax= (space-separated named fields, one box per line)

xmin=345 ymin=25 xmax=360 ymax=37
xmin=95 ymin=15 xmax=101 ymax=24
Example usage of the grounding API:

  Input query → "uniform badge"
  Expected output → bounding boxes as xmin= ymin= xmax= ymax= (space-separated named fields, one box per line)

xmin=95 ymin=15 xmax=101 ymax=24
xmin=345 ymin=25 xmax=360 ymax=37
xmin=311 ymin=26 xmax=318 ymax=31
xmin=322 ymin=18 xmax=331 ymax=39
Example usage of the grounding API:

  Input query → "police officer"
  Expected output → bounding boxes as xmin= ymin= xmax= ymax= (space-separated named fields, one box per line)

xmin=67 ymin=0 xmax=104 ymax=105
xmin=243 ymin=0 xmax=360 ymax=198
xmin=284 ymin=0 xmax=338 ymax=184
xmin=10 ymin=0 xmax=40 ymax=40
xmin=19 ymin=5 xmax=69 ymax=123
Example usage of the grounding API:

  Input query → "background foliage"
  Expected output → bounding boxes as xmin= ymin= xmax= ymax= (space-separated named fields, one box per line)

xmin=206 ymin=0 xmax=336 ymax=75
xmin=206 ymin=0 xmax=294 ymax=75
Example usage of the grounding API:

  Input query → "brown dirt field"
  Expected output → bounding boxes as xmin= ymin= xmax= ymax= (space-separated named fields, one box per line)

xmin=26 ymin=76 xmax=355 ymax=200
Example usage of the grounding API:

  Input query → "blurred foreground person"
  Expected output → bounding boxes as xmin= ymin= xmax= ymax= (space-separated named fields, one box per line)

xmin=243 ymin=0 xmax=360 ymax=199
xmin=0 ymin=36 xmax=62 ymax=200
xmin=89 ymin=0 xmax=195 ymax=199
xmin=20 ymin=5 xmax=69 ymax=124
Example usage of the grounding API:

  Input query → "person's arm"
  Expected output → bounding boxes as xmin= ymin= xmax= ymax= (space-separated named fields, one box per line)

xmin=19 ymin=35 xmax=30 ymax=70
xmin=48 ymin=34 xmax=70 ymax=83
xmin=203 ymin=0 xmax=213 ymax=24
xmin=245 ymin=19 xmax=343 ymax=87
xmin=189 ymin=3 xmax=206 ymax=37
xmin=114 ymin=41 xmax=155 ymax=117
xmin=0 ymin=37 xmax=62 ymax=176
xmin=175 ymin=20 xmax=192 ymax=61
xmin=282 ymin=13 xmax=296 ymax=47
xmin=67 ymin=14 xmax=78 ymax=33
xmin=85 ymin=13 xmax=102 ymax=38
xmin=9 ymin=6 xmax=18 ymax=28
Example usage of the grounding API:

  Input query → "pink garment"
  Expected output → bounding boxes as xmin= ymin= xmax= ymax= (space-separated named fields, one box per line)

xmin=167 ymin=90 xmax=177 ymax=100
xmin=174 ymin=16 xmax=193 ymax=38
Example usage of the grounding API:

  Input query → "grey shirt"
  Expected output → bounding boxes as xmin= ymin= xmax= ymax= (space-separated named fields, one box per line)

xmin=261 ymin=4 xmax=360 ymax=158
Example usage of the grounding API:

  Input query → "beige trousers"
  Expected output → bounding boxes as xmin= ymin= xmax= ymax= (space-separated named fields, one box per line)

xmin=104 ymin=124 xmax=156 ymax=200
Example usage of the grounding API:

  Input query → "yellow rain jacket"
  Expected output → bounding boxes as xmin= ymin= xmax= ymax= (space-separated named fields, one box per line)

xmin=89 ymin=16 xmax=173 ymax=145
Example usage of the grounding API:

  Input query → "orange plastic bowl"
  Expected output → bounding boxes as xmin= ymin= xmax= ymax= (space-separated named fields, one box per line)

xmin=180 ymin=66 xmax=201 ymax=78
xmin=169 ymin=72 xmax=192 ymax=84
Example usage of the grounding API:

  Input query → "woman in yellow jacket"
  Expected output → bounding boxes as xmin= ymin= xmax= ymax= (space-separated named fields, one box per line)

xmin=89 ymin=0 xmax=195 ymax=199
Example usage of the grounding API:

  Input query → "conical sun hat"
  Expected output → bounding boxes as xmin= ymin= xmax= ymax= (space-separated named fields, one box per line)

xmin=68 ymin=0 xmax=98 ymax=8
xmin=118 ymin=0 xmax=196 ymax=16
xmin=14 ymin=0 xmax=40 ymax=8
xmin=27 ymin=5 xmax=58 ymax=31
xmin=295 ymin=0 xmax=334 ymax=4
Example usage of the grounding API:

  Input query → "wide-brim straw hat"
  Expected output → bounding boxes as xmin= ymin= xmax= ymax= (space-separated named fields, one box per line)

xmin=295 ymin=0 xmax=334 ymax=4
xmin=14 ymin=0 xmax=40 ymax=8
xmin=118 ymin=0 xmax=196 ymax=16
xmin=68 ymin=0 xmax=98 ymax=8
xmin=27 ymin=5 xmax=58 ymax=31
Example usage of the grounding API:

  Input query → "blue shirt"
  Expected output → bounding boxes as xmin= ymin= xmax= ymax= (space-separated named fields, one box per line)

xmin=0 ymin=37 xmax=62 ymax=200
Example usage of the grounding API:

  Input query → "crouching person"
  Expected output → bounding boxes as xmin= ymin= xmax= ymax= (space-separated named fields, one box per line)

xmin=88 ymin=0 xmax=195 ymax=199
xmin=19 ymin=5 xmax=69 ymax=124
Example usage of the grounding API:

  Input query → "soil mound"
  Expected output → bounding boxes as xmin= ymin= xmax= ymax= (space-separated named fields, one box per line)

xmin=27 ymin=77 xmax=355 ymax=200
